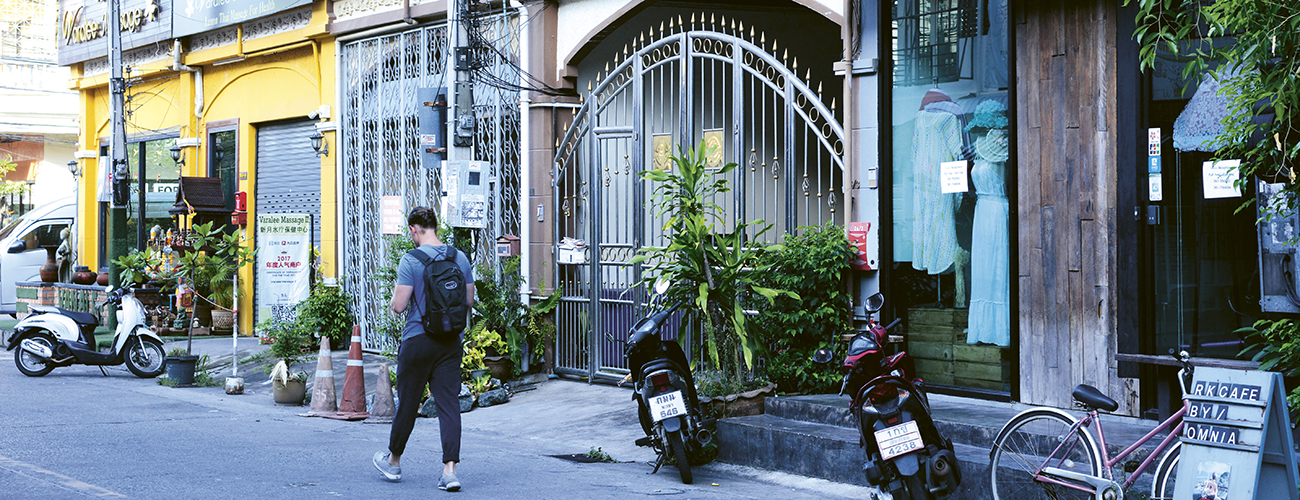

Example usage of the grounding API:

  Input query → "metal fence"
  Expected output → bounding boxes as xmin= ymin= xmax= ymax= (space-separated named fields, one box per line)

xmin=552 ymin=26 xmax=846 ymax=381
xmin=340 ymin=12 xmax=521 ymax=353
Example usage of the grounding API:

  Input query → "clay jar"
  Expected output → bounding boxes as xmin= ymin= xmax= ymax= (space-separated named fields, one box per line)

xmin=72 ymin=266 xmax=97 ymax=285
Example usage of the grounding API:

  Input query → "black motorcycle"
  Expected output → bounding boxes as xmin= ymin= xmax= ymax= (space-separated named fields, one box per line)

xmin=814 ymin=292 xmax=961 ymax=499
xmin=617 ymin=282 xmax=713 ymax=484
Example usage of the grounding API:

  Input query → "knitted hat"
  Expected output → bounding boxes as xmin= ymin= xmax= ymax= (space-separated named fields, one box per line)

xmin=966 ymin=99 xmax=1008 ymax=131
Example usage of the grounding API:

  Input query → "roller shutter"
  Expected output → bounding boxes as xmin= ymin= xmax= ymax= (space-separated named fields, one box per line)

xmin=254 ymin=119 xmax=321 ymax=324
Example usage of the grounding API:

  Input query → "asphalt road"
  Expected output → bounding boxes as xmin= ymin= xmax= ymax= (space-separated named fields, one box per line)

xmin=0 ymin=349 xmax=874 ymax=500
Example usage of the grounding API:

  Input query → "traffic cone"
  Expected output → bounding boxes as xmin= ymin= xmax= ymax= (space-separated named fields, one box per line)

xmin=300 ymin=336 xmax=336 ymax=417
xmin=365 ymin=363 xmax=395 ymax=424
xmin=325 ymin=326 xmax=369 ymax=421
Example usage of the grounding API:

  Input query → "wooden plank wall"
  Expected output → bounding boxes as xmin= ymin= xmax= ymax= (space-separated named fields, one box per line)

xmin=1015 ymin=0 xmax=1138 ymax=415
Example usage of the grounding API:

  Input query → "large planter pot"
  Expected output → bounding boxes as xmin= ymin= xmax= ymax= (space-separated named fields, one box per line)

xmin=164 ymin=355 xmax=199 ymax=386
xmin=542 ymin=337 xmax=555 ymax=375
xmin=72 ymin=266 xmax=97 ymax=285
xmin=484 ymin=356 xmax=513 ymax=381
xmin=698 ymin=382 xmax=778 ymax=418
xmin=210 ymin=309 xmax=234 ymax=330
xmin=273 ymin=379 xmax=307 ymax=405
xmin=39 ymin=246 xmax=58 ymax=283
xmin=96 ymin=267 xmax=110 ymax=286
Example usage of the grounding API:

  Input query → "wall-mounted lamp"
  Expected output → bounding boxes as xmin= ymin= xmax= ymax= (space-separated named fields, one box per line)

xmin=309 ymin=131 xmax=329 ymax=157
xmin=169 ymin=144 xmax=185 ymax=166
xmin=67 ymin=159 xmax=81 ymax=177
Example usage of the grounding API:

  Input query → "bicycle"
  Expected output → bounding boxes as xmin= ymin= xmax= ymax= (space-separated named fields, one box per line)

xmin=989 ymin=350 xmax=1193 ymax=500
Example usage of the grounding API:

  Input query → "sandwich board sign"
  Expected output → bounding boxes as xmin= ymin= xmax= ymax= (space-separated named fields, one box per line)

xmin=1175 ymin=367 xmax=1299 ymax=499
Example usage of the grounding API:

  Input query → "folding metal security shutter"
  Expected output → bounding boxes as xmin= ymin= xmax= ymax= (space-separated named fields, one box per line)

xmin=254 ymin=119 xmax=322 ymax=324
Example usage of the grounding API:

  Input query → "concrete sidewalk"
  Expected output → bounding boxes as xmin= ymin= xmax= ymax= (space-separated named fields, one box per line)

xmin=152 ymin=337 xmax=876 ymax=497
xmin=166 ymin=336 xmax=397 ymax=400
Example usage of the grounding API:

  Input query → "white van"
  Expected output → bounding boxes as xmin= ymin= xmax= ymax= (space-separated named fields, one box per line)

xmin=0 ymin=197 xmax=75 ymax=315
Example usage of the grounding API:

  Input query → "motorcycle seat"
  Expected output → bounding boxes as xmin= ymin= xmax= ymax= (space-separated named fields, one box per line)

xmin=1071 ymin=384 xmax=1118 ymax=412
xmin=57 ymin=308 xmax=100 ymax=327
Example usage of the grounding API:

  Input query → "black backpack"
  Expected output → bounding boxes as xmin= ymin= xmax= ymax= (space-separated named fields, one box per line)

xmin=409 ymin=247 xmax=469 ymax=338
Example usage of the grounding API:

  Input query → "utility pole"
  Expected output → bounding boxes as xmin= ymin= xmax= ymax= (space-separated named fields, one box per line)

xmin=107 ymin=0 xmax=128 ymax=295
xmin=449 ymin=0 xmax=472 ymax=163
xmin=108 ymin=0 xmax=127 ymax=208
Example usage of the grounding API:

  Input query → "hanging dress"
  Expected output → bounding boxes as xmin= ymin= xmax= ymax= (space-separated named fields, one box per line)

xmin=911 ymin=109 xmax=964 ymax=274
xmin=966 ymin=158 xmax=1010 ymax=346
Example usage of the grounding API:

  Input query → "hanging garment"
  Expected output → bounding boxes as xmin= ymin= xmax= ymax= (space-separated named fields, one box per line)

xmin=966 ymin=157 xmax=1010 ymax=346
xmin=911 ymin=109 xmax=964 ymax=274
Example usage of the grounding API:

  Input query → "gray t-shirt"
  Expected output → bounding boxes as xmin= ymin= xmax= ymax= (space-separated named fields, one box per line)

xmin=397 ymin=244 xmax=476 ymax=342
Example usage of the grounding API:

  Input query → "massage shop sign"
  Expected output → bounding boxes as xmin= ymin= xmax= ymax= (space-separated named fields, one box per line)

xmin=255 ymin=214 xmax=311 ymax=325
xmin=57 ymin=0 xmax=173 ymax=66
xmin=172 ymin=0 xmax=310 ymax=37
xmin=1175 ymin=367 xmax=1299 ymax=499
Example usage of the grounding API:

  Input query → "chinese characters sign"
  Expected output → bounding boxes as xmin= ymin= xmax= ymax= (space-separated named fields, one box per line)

xmin=255 ymin=214 xmax=311 ymax=324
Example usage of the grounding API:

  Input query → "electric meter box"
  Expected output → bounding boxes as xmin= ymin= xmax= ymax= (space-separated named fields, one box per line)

xmin=442 ymin=160 xmax=487 ymax=229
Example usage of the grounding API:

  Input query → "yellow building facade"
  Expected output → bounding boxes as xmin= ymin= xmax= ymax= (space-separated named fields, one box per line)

xmin=63 ymin=0 xmax=337 ymax=335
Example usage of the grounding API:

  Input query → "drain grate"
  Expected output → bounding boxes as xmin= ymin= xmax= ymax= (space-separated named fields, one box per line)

xmin=548 ymin=453 xmax=606 ymax=463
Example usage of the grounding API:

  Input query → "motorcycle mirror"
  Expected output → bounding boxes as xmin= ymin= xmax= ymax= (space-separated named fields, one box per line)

xmin=812 ymin=348 xmax=835 ymax=364
xmin=863 ymin=292 xmax=885 ymax=314
xmin=653 ymin=278 xmax=671 ymax=296
xmin=605 ymin=332 xmax=616 ymax=343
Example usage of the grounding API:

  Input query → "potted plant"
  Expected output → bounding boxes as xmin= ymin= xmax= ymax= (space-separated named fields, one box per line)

xmin=259 ymin=315 xmax=313 ymax=405
xmin=207 ymin=266 xmax=236 ymax=331
xmin=172 ymin=222 xmax=255 ymax=351
xmin=523 ymin=283 xmax=563 ymax=375
xmin=464 ymin=324 xmax=510 ymax=381
xmin=163 ymin=347 xmax=198 ymax=386
xmin=112 ymin=247 xmax=167 ymax=287
xmin=295 ymin=279 xmax=355 ymax=350
xmin=630 ymin=141 xmax=797 ymax=410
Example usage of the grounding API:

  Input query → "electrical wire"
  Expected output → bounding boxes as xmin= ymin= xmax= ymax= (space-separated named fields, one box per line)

xmin=459 ymin=0 xmax=574 ymax=97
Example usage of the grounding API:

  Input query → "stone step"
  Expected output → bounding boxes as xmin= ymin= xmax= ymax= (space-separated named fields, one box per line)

xmin=715 ymin=413 xmax=993 ymax=496
xmin=723 ymin=393 xmax=1187 ymax=496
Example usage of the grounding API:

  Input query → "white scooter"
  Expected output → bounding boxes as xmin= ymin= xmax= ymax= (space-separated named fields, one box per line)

xmin=6 ymin=286 xmax=166 ymax=378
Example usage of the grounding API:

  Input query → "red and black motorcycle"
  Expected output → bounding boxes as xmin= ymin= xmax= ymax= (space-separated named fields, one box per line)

xmin=813 ymin=292 xmax=961 ymax=499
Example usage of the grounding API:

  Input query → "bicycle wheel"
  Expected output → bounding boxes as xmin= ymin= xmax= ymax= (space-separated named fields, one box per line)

xmin=1150 ymin=441 xmax=1181 ymax=500
xmin=990 ymin=409 xmax=1102 ymax=500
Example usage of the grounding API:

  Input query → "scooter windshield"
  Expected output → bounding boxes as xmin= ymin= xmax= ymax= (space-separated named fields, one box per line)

xmin=848 ymin=334 xmax=879 ymax=357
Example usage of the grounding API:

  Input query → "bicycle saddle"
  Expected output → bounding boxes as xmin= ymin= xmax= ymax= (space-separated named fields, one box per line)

xmin=1071 ymin=384 xmax=1118 ymax=412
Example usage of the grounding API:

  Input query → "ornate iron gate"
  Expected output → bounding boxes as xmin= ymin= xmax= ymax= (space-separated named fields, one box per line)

xmin=552 ymin=27 xmax=846 ymax=380
xmin=341 ymin=14 xmax=522 ymax=353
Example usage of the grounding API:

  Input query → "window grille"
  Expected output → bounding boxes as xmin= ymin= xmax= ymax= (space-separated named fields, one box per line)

xmin=892 ymin=0 xmax=974 ymax=87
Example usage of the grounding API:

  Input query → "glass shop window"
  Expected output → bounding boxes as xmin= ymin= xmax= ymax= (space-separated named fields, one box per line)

xmin=889 ymin=0 xmax=1013 ymax=394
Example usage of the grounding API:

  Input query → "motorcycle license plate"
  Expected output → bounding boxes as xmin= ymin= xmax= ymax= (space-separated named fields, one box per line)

xmin=648 ymin=390 xmax=688 ymax=422
xmin=875 ymin=420 xmax=924 ymax=460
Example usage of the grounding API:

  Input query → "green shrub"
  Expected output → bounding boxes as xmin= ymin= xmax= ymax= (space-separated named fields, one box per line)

xmin=1239 ymin=319 xmax=1300 ymax=420
xmin=297 ymin=282 xmax=355 ymax=349
xmin=750 ymin=223 xmax=855 ymax=394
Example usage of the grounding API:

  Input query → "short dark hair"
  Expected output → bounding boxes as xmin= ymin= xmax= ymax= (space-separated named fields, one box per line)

xmin=408 ymin=206 xmax=439 ymax=229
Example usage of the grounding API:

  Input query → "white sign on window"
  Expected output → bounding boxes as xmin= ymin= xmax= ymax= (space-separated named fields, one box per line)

xmin=381 ymin=196 xmax=405 ymax=234
xmin=255 ymin=214 xmax=312 ymax=326
xmin=940 ymin=160 xmax=969 ymax=194
xmin=1203 ymin=160 xmax=1241 ymax=199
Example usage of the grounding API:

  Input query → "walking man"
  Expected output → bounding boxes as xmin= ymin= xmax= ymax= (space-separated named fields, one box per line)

xmin=373 ymin=206 xmax=475 ymax=492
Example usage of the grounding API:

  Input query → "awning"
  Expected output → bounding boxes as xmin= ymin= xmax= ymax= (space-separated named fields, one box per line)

xmin=1173 ymin=69 xmax=1237 ymax=153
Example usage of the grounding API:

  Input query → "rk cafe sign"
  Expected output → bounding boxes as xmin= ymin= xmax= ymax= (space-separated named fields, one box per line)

xmin=57 ymin=0 xmax=172 ymax=66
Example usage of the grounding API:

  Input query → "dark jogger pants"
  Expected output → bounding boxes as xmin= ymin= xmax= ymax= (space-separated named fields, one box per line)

xmin=389 ymin=333 xmax=463 ymax=463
